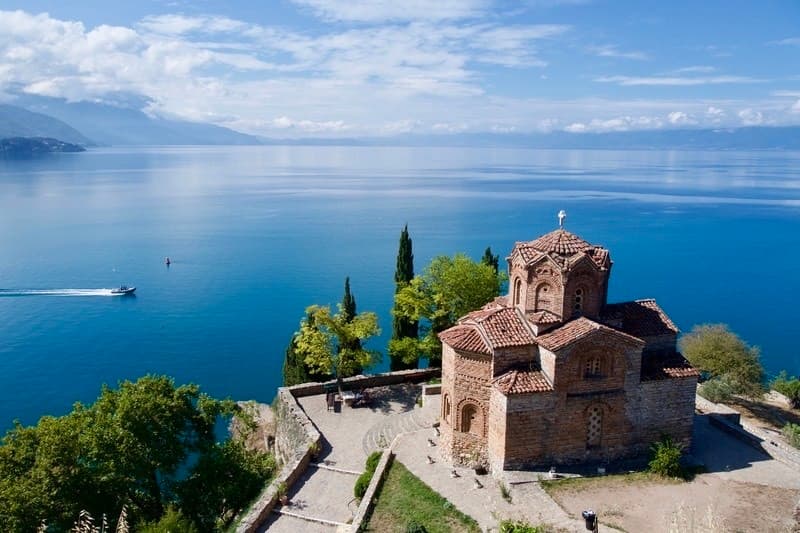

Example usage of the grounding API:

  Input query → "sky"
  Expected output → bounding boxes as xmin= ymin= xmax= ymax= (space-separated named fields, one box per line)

xmin=1 ymin=0 xmax=799 ymax=137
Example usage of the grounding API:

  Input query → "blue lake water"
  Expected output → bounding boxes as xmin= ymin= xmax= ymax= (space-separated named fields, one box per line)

xmin=1 ymin=146 xmax=798 ymax=430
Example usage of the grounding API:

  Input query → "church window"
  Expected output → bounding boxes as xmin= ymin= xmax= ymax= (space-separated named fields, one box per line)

xmin=587 ymin=405 xmax=603 ymax=448
xmin=535 ymin=283 xmax=552 ymax=311
xmin=574 ymin=287 xmax=584 ymax=313
xmin=513 ymin=279 xmax=522 ymax=306
xmin=460 ymin=403 xmax=480 ymax=435
xmin=443 ymin=394 xmax=451 ymax=423
xmin=584 ymin=356 xmax=602 ymax=378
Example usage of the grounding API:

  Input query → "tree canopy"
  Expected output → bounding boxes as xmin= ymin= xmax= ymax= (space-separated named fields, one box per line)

xmin=0 ymin=375 xmax=275 ymax=532
xmin=391 ymin=225 xmax=419 ymax=371
xmin=391 ymin=253 xmax=505 ymax=363
xmin=294 ymin=304 xmax=381 ymax=378
xmin=680 ymin=323 xmax=765 ymax=398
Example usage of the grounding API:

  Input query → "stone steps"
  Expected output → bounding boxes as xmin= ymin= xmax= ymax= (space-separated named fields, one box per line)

xmin=361 ymin=407 xmax=437 ymax=454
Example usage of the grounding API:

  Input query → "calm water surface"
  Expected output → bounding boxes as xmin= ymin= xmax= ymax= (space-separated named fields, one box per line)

xmin=1 ymin=146 xmax=798 ymax=429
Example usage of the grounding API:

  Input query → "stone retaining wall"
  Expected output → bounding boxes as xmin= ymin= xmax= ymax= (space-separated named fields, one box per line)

xmin=287 ymin=368 xmax=441 ymax=398
xmin=235 ymin=388 xmax=321 ymax=533
xmin=349 ymin=436 xmax=399 ymax=532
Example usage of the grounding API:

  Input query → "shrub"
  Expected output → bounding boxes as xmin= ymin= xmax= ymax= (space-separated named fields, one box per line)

xmin=649 ymin=435 xmax=684 ymax=478
xmin=771 ymin=371 xmax=800 ymax=408
xmin=499 ymin=519 xmax=551 ymax=533
xmin=138 ymin=507 xmax=198 ymax=533
xmin=405 ymin=520 xmax=428 ymax=533
xmin=354 ymin=450 xmax=384 ymax=499
xmin=783 ymin=423 xmax=800 ymax=449
xmin=698 ymin=376 xmax=735 ymax=403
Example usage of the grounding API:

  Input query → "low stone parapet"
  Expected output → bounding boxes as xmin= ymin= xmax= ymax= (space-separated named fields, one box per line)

xmin=287 ymin=368 xmax=441 ymax=398
xmin=348 ymin=436 xmax=399 ymax=532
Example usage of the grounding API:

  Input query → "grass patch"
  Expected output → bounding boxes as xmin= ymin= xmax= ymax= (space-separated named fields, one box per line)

xmin=540 ymin=471 xmax=681 ymax=496
xmin=364 ymin=461 xmax=480 ymax=533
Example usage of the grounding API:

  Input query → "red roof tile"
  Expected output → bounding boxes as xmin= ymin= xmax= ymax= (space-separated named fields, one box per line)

xmin=528 ymin=229 xmax=592 ymax=255
xmin=641 ymin=354 xmax=699 ymax=381
xmin=438 ymin=326 xmax=491 ymax=355
xmin=493 ymin=369 xmax=553 ymax=394
xmin=601 ymin=299 xmax=679 ymax=338
xmin=536 ymin=317 xmax=644 ymax=352
xmin=462 ymin=307 xmax=536 ymax=349
xmin=527 ymin=310 xmax=561 ymax=324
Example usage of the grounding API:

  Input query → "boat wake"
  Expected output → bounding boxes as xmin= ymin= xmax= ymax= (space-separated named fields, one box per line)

xmin=0 ymin=289 xmax=118 ymax=297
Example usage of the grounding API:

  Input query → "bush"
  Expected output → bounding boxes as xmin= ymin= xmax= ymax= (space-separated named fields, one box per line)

xmin=698 ymin=376 xmax=735 ymax=403
xmin=783 ymin=423 xmax=800 ymax=449
xmin=405 ymin=520 xmax=428 ymax=533
xmin=680 ymin=324 xmax=765 ymax=398
xmin=649 ymin=435 xmax=684 ymax=478
xmin=771 ymin=371 xmax=800 ymax=408
xmin=138 ymin=507 xmax=198 ymax=533
xmin=499 ymin=519 xmax=551 ymax=533
xmin=354 ymin=450 xmax=384 ymax=499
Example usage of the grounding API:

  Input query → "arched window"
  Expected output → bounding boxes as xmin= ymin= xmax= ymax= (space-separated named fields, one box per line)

xmin=513 ymin=279 xmax=522 ymax=306
xmin=535 ymin=283 xmax=552 ymax=311
xmin=587 ymin=405 xmax=603 ymax=448
xmin=460 ymin=403 xmax=480 ymax=435
xmin=443 ymin=394 xmax=451 ymax=423
xmin=574 ymin=287 xmax=584 ymax=313
xmin=584 ymin=356 xmax=601 ymax=378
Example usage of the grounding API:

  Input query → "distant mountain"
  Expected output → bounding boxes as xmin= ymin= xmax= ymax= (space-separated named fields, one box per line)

xmin=0 ymin=137 xmax=86 ymax=158
xmin=260 ymin=126 xmax=800 ymax=150
xmin=0 ymin=105 xmax=94 ymax=146
xmin=10 ymin=94 xmax=261 ymax=146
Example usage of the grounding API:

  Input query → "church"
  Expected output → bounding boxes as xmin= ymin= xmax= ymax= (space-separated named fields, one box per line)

xmin=437 ymin=217 xmax=698 ymax=471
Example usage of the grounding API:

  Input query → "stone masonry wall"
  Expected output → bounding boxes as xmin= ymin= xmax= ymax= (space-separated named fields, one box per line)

xmin=441 ymin=345 xmax=492 ymax=465
xmin=639 ymin=376 xmax=697 ymax=448
xmin=492 ymin=345 xmax=538 ymax=377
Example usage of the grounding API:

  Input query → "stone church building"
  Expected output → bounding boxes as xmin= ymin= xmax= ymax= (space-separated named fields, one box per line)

xmin=437 ymin=225 xmax=698 ymax=471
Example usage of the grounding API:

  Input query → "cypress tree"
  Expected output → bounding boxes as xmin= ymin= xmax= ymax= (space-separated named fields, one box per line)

xmin=481 ymin=246 xmax=500 ymax=274
xmin=339 ymin=277 xmax=363 ymax=374
xmin=282 ymin=334 xmax=308 ymax=386
xmin=391 ymin=225 xmax=419 ymax=370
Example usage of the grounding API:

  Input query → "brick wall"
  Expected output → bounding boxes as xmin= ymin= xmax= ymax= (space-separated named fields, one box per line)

xmin=639 ymin=376 xmax=697 ymax=448
xmin=492 ymin=345 xmax=537 ymax=377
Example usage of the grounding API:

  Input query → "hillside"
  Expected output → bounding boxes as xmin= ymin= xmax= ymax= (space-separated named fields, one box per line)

xmin=0 ymin=137 xmax=86 ymax=157
xmin=0 ymin=105 xmax=94 ymax=146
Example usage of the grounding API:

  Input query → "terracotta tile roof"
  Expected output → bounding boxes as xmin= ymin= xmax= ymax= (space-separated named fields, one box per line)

xmin=641 ymin=354 xmax=700 ymax=381
xmin=484 ymin=295 xmax=508 ymax=309
xmin=465 ymin=307 xmax=536 ymax=349
xmin=493 ymin=369 xmax=553 ymax=394
xmin=438 ymin=325 xmax=491 ymax=355
xmin=527 ymin=310 xmax=561 ymax=324
xmin=588 ymin=247 xmax=610 ymax=268
xmin=601 ymin=299 xmax=679 ymax=338
xmin=527 ymin=228 xmax=592 ymax=255
xmin=536 ymin=317 xmax=644 ymax=352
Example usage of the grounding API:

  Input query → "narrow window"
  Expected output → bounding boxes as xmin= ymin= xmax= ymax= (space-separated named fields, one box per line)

xmin=587 ymin=406 xmax=603 ymax=448
xmin=584 ymin=356 xmax=601 ymax=378
xmin=574 ymin=287 xmax=584 ymax=313
xmin=461 ymin=404 xmax=479 ymax=435
xmin=513 ymin=279 xmax=522 ymax=306
xmin=443 ymin=394 xmax=451 ymax=423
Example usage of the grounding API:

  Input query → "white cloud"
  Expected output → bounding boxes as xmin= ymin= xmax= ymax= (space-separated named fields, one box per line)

xmin=564 ymin=115 xmax=664 ymax=133
xmin=586 ymin=44 xmax=648 ymax=60
xmin=770 ymin=37 xmax=800 ymax=46
xmin=738 ymin=108 xmax=763 ymax=126
xmin=138 ymin=14 xmax=247 ymax=35
xmin=705 ymin=106 xmax=725 ymax=123
xmin=667 ymin=111 xmax=696 ymax=125
xmin=669 ymin=66 xmax=715 ymax=74
xmin=595 ymin=75 xmax=764 ymax=86
xmin=792 ymin=100 xmax=800 ymax=114
xmin=290 ymin=0 xmax=488 ymax=22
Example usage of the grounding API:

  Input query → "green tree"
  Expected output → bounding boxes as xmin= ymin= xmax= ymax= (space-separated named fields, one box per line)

xmin=771 ymin=371 xmax=800 ymax=408
xmin=0 ymin=376 xmax=273 ymax=532
xmin=481 ymin=246 xmax=500 ymax=274
xmin=391 ymin=253 xmax=505 ymax=364
xmin=680 ymin=324 xmax=765 ymax=398
xmin=390 ymin=225 xmax=419 ymax=371
xmin=294 ymin=304 xmax=381 ymax=379
xmin=138 ymin=507 xmax=199 ymax=533
xmin=340 ymin=277 xmax=364 ymax=375
xmin=282 ymin=332 xmax=311 ymax=386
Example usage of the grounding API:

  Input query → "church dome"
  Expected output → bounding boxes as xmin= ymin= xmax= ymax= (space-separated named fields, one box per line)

xmin=527 ymin=228 xmax=592 ymax=256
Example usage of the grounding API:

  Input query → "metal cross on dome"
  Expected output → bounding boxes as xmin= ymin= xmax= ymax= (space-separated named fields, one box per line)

xmin=558 ymin=210 xmax=567 ymax=227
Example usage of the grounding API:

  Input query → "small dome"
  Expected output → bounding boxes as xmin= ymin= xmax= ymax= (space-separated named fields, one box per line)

xmin=527 ymin=228 xmax=592 ymax=255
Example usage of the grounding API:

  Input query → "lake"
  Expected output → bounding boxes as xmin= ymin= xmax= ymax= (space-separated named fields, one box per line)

xmin=0 ymin=146 xmax=798 ymax=430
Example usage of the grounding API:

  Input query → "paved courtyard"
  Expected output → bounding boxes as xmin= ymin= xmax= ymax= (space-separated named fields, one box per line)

xmin=261 ymin=385 xmax=800 ymax=532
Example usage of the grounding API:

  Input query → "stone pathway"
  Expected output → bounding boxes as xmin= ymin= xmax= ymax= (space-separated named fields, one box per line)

xmin=362 ymin=400 xmax=438 ymax=454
